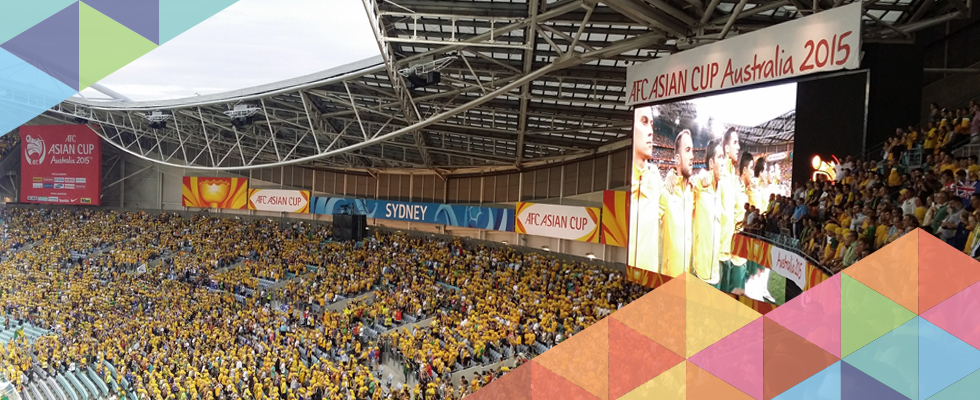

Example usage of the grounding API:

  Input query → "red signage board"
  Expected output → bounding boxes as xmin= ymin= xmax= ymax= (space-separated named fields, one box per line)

xmin=20 ymin=125 xmax=102 ymax=206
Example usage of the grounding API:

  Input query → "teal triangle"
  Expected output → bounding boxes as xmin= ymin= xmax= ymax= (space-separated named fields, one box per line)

xmin=928 ymin=369 xmax=980 ymax=400
xmin=920 ymin=318 xmax=980 ymax=399
xmin=159 ymin=0 xmax=238 ymax=44
xmin=843 ymin=318 xmax=918 ymax=400
xmin=773 ymin=361 xmax=841 ymax=400
xmin=0 ymin=48 xmax=77 ymax=135
xmin=0 ymin=0 xmax=77 ymax=46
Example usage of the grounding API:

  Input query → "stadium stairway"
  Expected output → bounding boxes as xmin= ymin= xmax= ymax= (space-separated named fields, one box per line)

xmin=54 ymin=373 xmax=79 ymax=400
xmin=62 ymin=369 xmax=89 ymax=400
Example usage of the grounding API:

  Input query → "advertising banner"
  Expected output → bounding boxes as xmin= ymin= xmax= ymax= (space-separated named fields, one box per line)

xmin=601 ymin=191 xmax=629 ymax=247
xmin=20 ymin=125 xmax=101 ymax=205
xmin=731 ymin=233 xmax=829 ymax=291
xmin=515 ymin=202 xmax=600 ymax=243
xmin=248 ymin=189 xmax=310 ymax=213
xmin=770 ymin=244 xmax=808 ymax=290
xmin=311 ymin=197 xmax=515 ymax=232
xmin=182 ymin=177 xmax=248 ymax=209
xmin=625 ymin=2 xmax=861 ymax=105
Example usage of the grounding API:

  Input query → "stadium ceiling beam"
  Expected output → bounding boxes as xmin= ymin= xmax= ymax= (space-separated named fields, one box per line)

xmin=602 ymin=0 xmax=688 ymax=37
xmin=515 ymin=0 xmax=543 ymax=168
xmin=391 ymin=0 xmax=588 ymax=67
xmin=363 ymin=0 xmax=434 ymax=167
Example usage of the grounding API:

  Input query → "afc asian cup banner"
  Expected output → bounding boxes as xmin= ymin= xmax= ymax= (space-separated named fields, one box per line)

xmin=625 ymin=2 xmax=862 ymax=106
xmin=310 ymin=197 xmax=515 ymax=232
xmin=515 ymin=202 xmax=601 ymax=243
xmin=248 ymin=189 xmax=310 ymax=213
xmin=20 ymin=125 xmax=102 ymax=206
xmin=182 ymin=177 xmax=249 ymax=209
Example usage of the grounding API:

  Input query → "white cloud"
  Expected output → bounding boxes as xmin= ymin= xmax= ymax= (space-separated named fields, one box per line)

xmin=92 ymin=0 xmax=381 ymax=101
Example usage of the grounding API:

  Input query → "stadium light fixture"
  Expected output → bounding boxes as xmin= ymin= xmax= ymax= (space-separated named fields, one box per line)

xmin=502 ymin=241 xmax=508 ymax=245
xmin=224 ymin=103 xmax=261 ymax=128
xmin=585 ymin=253 xmax=596 ymax=260
xmin=143 ymin=110 xmax=172 ymax=130
xmin=542 ymin=246 xmax=550 ymax=252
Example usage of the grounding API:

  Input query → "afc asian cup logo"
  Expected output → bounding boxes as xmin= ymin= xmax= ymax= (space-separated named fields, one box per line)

xmin=24 ymin=135 xmax=46 ymax=166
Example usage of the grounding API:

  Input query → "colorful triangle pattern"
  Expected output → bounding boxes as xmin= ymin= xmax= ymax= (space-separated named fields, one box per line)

xmin=0 ymin=0 xmax=239 ymax=135
xmin=471 ymin=229 xmax=980 ymax=399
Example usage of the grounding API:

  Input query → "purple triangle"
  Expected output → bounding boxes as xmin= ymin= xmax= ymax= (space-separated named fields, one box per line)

xmin=81 ymin=0 xmax=160 ymax=44
xmin=0 ymin=2 xmax=79 ymax=90
xmin=841 ymin=361 xmax=910 ymax=400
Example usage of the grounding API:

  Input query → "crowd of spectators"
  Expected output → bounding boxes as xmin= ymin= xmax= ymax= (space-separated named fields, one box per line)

xmin=0 ymin=132 xmax=19 ymax=162
xmin=746 ymin=100 xmax=980 ymax=271
xmin=0 ymin=208 xmax=647 ymax=400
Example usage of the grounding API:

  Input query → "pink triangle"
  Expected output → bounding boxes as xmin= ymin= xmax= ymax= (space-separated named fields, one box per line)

xmin=922 ymin=280 xmax=980 ymax=351
xmin=765 ymin=274 xmax=842 ymax=358
xmin=689 ymin=318 xmax=764 ymax=400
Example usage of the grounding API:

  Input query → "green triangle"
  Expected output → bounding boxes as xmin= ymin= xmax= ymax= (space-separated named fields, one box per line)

xmin=78 ymin=1 xmax=157 ymax=90
xmin=843 ymin=318 xmax=918 ymax=400
xmin=841 ymin=274 xmax=917 ymax=358
xmin=929 ymin=368 xmax=980 ymax=400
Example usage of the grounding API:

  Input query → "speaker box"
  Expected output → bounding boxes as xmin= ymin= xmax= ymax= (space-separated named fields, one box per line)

xmin=333 ymin=214 xmax=367 ymax=241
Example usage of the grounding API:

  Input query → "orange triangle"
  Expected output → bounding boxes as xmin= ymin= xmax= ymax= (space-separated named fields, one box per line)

xmin=531 ymin=361 xmax=600 ymax=400
xmin=918 ymin=230 xmax=980 ymax=313
xmin=608 ymin=318 xmax=685 ymax=399
xmin=466 ymin=361 xmax=532 ymax=400
xmin=612 ymin=273 xmax=687 ymax=357
xmin=533 ymin=318 xmax=609 ymax=400
xmin=686 ymin=361 xmax=755 ymax=400
xmin=843 ymin=229 xmax=918 ymax=314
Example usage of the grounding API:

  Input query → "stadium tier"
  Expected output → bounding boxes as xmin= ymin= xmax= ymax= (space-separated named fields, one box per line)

xmin=1 ymin=0 xmax=978 ymax=399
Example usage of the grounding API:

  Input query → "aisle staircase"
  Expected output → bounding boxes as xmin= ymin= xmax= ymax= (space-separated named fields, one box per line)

xmin=21 ymin=363 xmax=133 ymax=400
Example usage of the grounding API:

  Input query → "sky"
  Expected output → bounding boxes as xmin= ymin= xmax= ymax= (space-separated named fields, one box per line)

xmin=78 ymin=0 xmax=381 ymax=102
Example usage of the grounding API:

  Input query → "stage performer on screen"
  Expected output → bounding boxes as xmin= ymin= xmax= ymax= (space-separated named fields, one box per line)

xmin=718 ymin=129 xmax=745 ymax=291
xmin=660 ymin=130 xmax=695 ymax=277
xmin=726 ymin=151 xmax=756 ymax=295
xmin=628 ymin=107 xmax=664 ymax=272
xmin=692 ymin=138 xmax=725 ymax=287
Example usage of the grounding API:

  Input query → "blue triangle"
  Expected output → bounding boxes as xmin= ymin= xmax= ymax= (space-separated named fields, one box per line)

xmin=919 ymin=318 xmax=980 ymax=399
xmin=0 ymin=0 xmax=77 ymax=46
xmin=0 ymin=48 xmax=78 ymax=135
xmin=841 ymin=361 xmax=910 ymax=400
xmin=843 ymin=318 xmax=918 ymax=400
xmin=928 ymin=369 xmax=980 ymax=400
xmin=0 ymin=2 xmax=80 ymax=90
xmin=81 ymin=0 xmax=160 ymax=44
xmin=773 ymin=361 xmax=841 ymax=400
xmin=159 ymin=0 xmax=237 ymax=45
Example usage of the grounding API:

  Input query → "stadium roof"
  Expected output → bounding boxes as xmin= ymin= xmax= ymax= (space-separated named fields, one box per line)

xmin=43 ymin=0 xmax=971 ymax=172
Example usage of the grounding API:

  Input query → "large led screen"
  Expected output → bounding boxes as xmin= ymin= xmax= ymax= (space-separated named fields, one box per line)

xmin=628 ymin=82 xmax=797 ymax=305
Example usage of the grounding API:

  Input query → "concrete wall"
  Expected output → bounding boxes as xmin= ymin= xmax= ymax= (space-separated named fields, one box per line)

xmin=101 ymin=150 xmax=630 ymax=264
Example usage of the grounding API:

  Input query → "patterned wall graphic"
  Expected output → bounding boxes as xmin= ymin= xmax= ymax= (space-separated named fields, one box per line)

xmin=0 ymin=0 xmax=239 ymax=135
xmin=181 ymin=177 xmax=248 ymax=209
xmin=466 ymin=230 xmax=980 ymax=399
xmin=601 ymin=190 xmax=629 ymax=247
